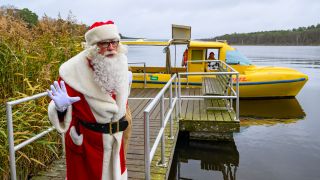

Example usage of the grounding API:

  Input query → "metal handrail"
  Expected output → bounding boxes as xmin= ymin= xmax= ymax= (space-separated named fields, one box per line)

xmin=178 ymin=63 xmax=240 ymax=121
xmin=128 ymin=62 xmax=147 ymax=87
xmin=185 ymin=59 xmax=235 ymax=86
xmin=187 ymin=59 xmax=238 ymax=72
xmin=143 ymin=74 xmax=178 ymax=180
xmin=6 ymin=92 xmax=64 ymax=180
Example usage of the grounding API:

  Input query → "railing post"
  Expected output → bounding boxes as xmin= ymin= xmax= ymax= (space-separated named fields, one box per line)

xmin=230 ymin=74 xmax=234 ymax=110
xmin=186 ymin=62 xmax=189 ymax=87
xmin=144 ymin=111 xmax=150 ymax=180
xmin=236 ymin=73 xmax=240 ymax=121
xmin=175 ymin=75 xmax=178 ymax=120
xmin=61 ymin=133 xmax=66 ymax=157
xmin=160 ymin=95 xmax=166 ymax=165
xmin=178 ymin=73 xmax=182 ymax=119
xmin=6 ymin=103 xmax=17 ymax=180
xmin=169 ymin=81 xmax=173 ymax=139
xmin=144 ymin=62 xmax=146 ymax=88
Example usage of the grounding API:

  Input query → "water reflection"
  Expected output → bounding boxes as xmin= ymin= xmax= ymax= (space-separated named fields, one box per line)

xmin=238 ymin=98 xmax=305 ymax=119
xmin=236 ymin=98 xmax=306 ymax=126
xmin=169 ymin=134 xmax=239 ymax=180
xmin=169 ymin=98 xmax=306 ymax=180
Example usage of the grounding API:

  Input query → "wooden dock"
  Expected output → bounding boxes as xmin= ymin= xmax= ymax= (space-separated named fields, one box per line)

xmin=32 ymin=88 xmax=239 ymax=180
xmin=179 ymin=88 xmax=239 ymax=140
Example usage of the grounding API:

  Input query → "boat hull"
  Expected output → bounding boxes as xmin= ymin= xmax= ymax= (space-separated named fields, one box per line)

xmin=131 ymin=66 xmax=308 ymax=98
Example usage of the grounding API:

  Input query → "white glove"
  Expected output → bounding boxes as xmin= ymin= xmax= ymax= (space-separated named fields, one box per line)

xmin=128 ymin=71 xmax=133 ymax=84
xmin=128 ymin=71 xmax=133 ymax=96
xmin=47 ymin=81 xmax=80 ymax=112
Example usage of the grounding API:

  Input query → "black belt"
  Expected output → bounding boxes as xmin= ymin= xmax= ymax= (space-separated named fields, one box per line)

xmin=79 ymin=116 xmax=128 ymax=134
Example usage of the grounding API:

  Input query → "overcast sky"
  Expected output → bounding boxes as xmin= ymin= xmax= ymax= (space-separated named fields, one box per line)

xmin=1 ymin=0 xmax=319 ymax=39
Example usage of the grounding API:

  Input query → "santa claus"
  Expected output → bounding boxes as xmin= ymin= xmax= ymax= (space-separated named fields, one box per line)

xmin=47 ymin=20 xmax=131 ymax=180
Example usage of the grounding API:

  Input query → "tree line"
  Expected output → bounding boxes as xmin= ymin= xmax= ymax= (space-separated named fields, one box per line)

xmin=206 ymin=24 xmax=320 ymax=45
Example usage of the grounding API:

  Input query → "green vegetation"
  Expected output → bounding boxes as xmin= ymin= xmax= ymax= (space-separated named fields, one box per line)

xmin=0 ymin=6 xmax=87 ymax=179
xmin=208 ymin=24 xmax=320 ymax=45
xmin=18 ymin=8 xmax=39 ymax=27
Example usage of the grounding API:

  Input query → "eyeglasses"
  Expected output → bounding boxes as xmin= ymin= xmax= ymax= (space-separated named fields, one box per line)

xmin=97 ymin=40 xmax=119 ymax=48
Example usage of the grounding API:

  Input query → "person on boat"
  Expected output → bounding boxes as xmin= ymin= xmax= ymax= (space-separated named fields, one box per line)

xmin=208 ymin=52 xmax=215 ymax=60
xmin=181 ymin=49 xmax=188 ymax=67
xmin=47 ymin=20 xmax=132 ymax=180
xmin=206 ymin=52 xmax=216 ymax=71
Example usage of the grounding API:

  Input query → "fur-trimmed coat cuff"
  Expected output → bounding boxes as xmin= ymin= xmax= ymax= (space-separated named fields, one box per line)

xmin=48 ymin=100 xmax=72 ymax=133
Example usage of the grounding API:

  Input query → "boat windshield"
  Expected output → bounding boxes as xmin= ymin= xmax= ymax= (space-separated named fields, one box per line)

xmin=226 ymin=50 xmax=252 ymax=65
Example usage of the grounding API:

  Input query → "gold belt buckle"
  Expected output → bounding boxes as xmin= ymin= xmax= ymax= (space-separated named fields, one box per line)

xmin=109 ymin=122 xmax=113 ymax=135
xmin=109 ymin=121 xmax=120 ymax=135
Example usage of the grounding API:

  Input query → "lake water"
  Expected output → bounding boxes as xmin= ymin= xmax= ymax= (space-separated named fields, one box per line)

xmin=127 ymin=45 xmax=320 ymax=180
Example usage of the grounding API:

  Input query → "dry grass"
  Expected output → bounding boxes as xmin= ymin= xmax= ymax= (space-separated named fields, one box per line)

xmin=0 ymin=8 xmax=87 ymax=179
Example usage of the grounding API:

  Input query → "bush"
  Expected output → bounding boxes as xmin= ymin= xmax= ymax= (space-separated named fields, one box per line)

xmin=0 ymin=7 xmax=87 ymax=179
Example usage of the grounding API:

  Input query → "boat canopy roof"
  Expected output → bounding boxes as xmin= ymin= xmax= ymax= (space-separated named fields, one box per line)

xmin=121 ymin=39 xmax=237 ymax=54
xmin=121 ymin=39 xmax=170 ymax=46
xmin=188 ymin=41 xmax=235 ymax=50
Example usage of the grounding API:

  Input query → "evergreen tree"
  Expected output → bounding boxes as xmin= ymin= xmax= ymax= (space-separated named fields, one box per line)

xmin=18 ymin=8 xmax=38 ymax=27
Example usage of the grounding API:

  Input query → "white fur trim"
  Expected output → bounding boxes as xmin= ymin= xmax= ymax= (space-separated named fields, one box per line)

xmin=85 ymin=95 xmax=118 ymax=124
xmin=128 ymin=71 xmax=132 ymax=97
xmin=113 ymin=86 xmax=128 ymax=121
xmin=113 ymin=54 xmax=129 ymax=121
xmin=69 ymin=126 xmax=83 ymax=146
xmin=101 ymin=132 xmax=125 ymax=180
xmin=59 ymin=50 xmax=129 ymax=123
xmin=101 ymin=134 xmax=114 ymax=180
xmin=59 ymin=50 xmax=115 ymax=102
xmin=48 ymin=101 xmax=72 ymax=133
xmin=85 ymin=24 xmax=120 ymax=46
xmin=120 ymin=169 xmax=128 ymax=180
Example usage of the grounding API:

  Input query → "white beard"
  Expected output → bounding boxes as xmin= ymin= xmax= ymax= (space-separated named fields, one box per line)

xmin=87 ymin=45 xmax=128 ymax=95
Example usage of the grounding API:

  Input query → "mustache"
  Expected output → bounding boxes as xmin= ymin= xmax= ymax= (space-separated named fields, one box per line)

xmin=103 ymin=50 xmax=117 ymax=56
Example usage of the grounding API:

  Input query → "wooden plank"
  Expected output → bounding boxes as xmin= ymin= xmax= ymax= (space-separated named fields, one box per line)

xmin=150 ymin=88 xmax=160 ymax=97
xmin=210 ymin=99 xmax=224 ymax=121
xmin=134 ymin=98 xmax=152 ymax=119
xmin=133 ymin=88 xmax=148 ymax=97
xmin=199 ymin=95 xmax=208 ymax=121
xmin=180 ymin=88 xmax=188 ymax=120
xmin=130 ymin=98 xmax=146 ymax=115
xmin=129 ymin=89 xmax=157 ymax=118
xmin=129 ymin=99 xmax=146 ymax=115
xmin=129 ymin=88 xmax=142 ymax=97
xmin=192 ymin=89 xmax=201 ymax=121
xmin=206 ymin=99 xmax=216 ymax=121
xmin=185 ymin=89 xmax=194 ymax=120
xmin=202 ymin=77 xmax=224 ymax=95
xmin=217 ymin=99 xmax=233 ymax=122
xmin=149 ymin=93 xmax=170 ymax=120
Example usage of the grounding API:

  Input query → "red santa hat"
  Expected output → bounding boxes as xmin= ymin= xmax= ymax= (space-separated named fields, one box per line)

xmin=85 ymin=20 xmax=121 ymax=46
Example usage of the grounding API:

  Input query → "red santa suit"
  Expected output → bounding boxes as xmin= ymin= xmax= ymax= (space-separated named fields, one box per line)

xmin=48 ymin=47 xmax=129 ymax=180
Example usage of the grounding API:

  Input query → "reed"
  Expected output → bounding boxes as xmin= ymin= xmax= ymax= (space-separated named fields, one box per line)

xmin=0 ymin=8 xmax=87 ymax=179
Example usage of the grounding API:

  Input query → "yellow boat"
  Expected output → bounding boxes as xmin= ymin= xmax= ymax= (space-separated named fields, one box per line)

xmin=123 ymin=25 xmax=308 ymax=98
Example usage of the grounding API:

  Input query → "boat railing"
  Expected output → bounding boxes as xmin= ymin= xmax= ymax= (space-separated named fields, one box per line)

xmin=179 ymin=60 xmax=240 ymax=121
xmin=186 ymin=59 xmax=237 ymax=85
xmin=143 ymin=74 xmax=178 ymax=180
xmin=128 ymin=62 xmax=147 ymax=87
xmin=5 ymin=92 xmax=65 ymax=180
